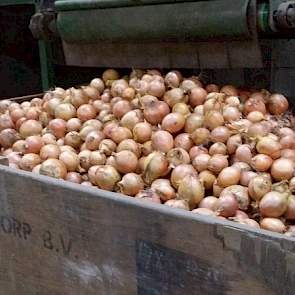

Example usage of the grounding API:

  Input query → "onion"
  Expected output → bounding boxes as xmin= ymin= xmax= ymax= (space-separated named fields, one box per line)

xmin=237 ymin=218 xmax=260 ymax=228
xmin=206 ymin=84 xmax=219 ymax=93
xmin=281 ymin=149 xmax=295 ymax=164
xmin=63 ymin=131 xmax=81 ymax=149
xmin=122 ymin=87 xmax=135 ymax=101
xmin=112 ymin=100 xmax=132 ymax=119
xmin=19 ymin=119 xmax=42 ymax=138
xmin=259 ymin=191 xmax=288 ymax=217
xmin=280 ymin=135 xmax=295 ymax=149
xmin=220 ymin=185 xmax=249 ymax=210
xmin=111 ymin=79 xmax=128 ymax=97
xmin=243 ymin=97 xmax=266 ymax=115
xmin=41 ymin=133 xmax=56 ymax=145
xmin=114 ymin=150 xmax=138 ymax=174
xmin=66 ymin=118 xmax=82 ymax=132
xmin=240 ymin=170 xmax=258 ymax=186
xmin=290 ymin=177 xmax=295 ymax=192
xmin=0 ymin=100 xmax=11 ymax=113
xmin=210 ymin=126 xmax=230 ymax=143
xmin=194 ymin=105 xmax=204 ymax=115
xmin=213 ymin=180 xmax=223 ymax=197
xmin=170 ymin=164 xmax=197 ymax=189
xmin=222 ymin=106 xmax=241 ymax=122
xmin=118 ymin=173 xmax=144 ymax=196
xmin=189 ymin=87 xmax=207 ymax=107
xmin=162 ymin=113 xmax=185 ymax=134
xmin=174 ymin=133 xmax=193 ymax=151
xmin=250 ymin=154 xmax=273 ymax=172
xmin=208 ymin=154 xmax=228 ymax=174
xmin=6 ymin=151 xmax=21 ymax=165
xmin=103 ymin=121 xmax=119 ymax=138
xmin=279 ymin=127 xmax=295 ymax=138
xmin=247 ymin=122 xmax=269 ymax=138
xmin=271 ymin=158 xmax=294 ymax=181
xmin=247 ymin=111 xmax=264 ymax=123
xmin=164 ymin=88 xmax=187 ymax=107
xmin=46 ymin=97 xmax=62 ymax=115
xmin=198 ymin=170 xmax=216 ymax=190
xmin=90 ymin=78 xmax=104 ymax=93
xmin=204 ymin=110 xmax=224 ymax=130
xmin=217 ymin=166 xmax=241 ymax=187
xmin=256 ymin=136 xmax=281 ymax=159
xmin=19 ymin=153 xmax=41 ymax=171
xmin=59 ymin=151 xmax=79 ymax=171
xmin=260 ymin=218 xmax=286 ymax=233
xmin=54 ymin=103 xmax=76 ymax=121
xmin=10 ymin=108 xmax=25 ymax=123
xmin=177 ymin=175 xmax=204 ymax=208
xmin=81 ymin=181 xmax=93 ymax=186
xmin=48 ymin=119 xmax=66 ymax=139
xmin=77 ymin=104 xmax=96 ymax=122
xmin=88 ymin=151 xmax=106 ymax=166
xmin=192 ymin=208 xmax=216 ymax=216
xmin=181 ymin=79 xmax=200 ymax=92
xmin=143 ymin=101 xmax=170 ymax=125
xmin=133 ymin=122 xmax=152 ymax=143
xmin=184 ymin=114 xmax=204 ymax=133
xmin=234 ymin=144 xmax=252 ymax=164
xmin=191 ymin=128 xmax=210 ymax=145
xmin=95 ymin=165 xmax=121 ymax=191
xmin=65 ymin=172 xmax=82 ymax=184
xmin=121 ymin=110 xmax=143 ymax=130
xmin=172 ymin=103 xmax=191 ymax=116
xmin=78 ymin=150 xmax=92 ymax=170
xmin=0 ymin=128 xmax=19 ymax=148
xmin=151 ymin=179 xmax=176 ymax=201
xmin=83 ymin=119 xmax=103 ymax=130
xmin=227 ymin=134 xmax=242 ymax=154
xmin=117 ymin=139 xmax=141 ymax=158
xmin=24 ymin=135 xmax=43 ymax=154
xmin=164 ymin=71 xmax=182 ymax=88
xmin=151 ymin=130 xmax=174 ymax=153
xmin=189 ymin=146 xmax=208 ymax=160
xmin=164 ymin=198 xmax=190 ymax=210
xmin=99 ymin=139 xmax=117 ymax=156
xmin=198 ymin=196 xmax=218 ymax=211
xmin=40 ymin=144 xmax=61 ymax=160
xmin=285 ymin=195 xmax=295 ymax=220
xmin=216 ymin=194 xmax=239 ymax=217
xmin=70 ymin=89 xmax=88 ymax=108
xmin=142 ymin=141 xmax=153 ymax=156
xmin=267 ymin=93 xmax=289 ymax=115
xmin=31 ymin=164 xmax=40 ymax=173
xmin=102 ymin=69 xmax=119 ymax=83
xmin=60 ymin=145 xmax=76 ymax=153
xmin=135 ymin=189 xmax=161 ymax=204
xmin=143 ymin=152 xmax=170 ymax=184
xmin=192 ymin=154 xmax=211 ymax=172
xmin=87 ymin=165 xmax=99 ymax=184
xmin=84 ymin=130 xmax=104 ymax=151
xmin=209 ymin=142 xmax=227 ymax=156
xmin=101 ymin=90 xmax=112 ymax=103
xmin=109 ymin=127 xmax=132 ymax=144
xmin=147 ymin=79 xmax=165 ymax=98
xmin=12 ymin=140 xmax=26 ymax=153
xmin=167 ymin=148 xmax=190 ymax=167
xmin=106 ymin=156 xmax=117 ymax=168
xmin=220 ymin=85 xmax=238 ymax=96
xmin=39 ymin=158 xmax=66 ymax=179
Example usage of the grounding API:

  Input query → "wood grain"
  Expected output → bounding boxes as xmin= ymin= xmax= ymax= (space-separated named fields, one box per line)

xmin=0 ymin=165 xmax=293 ymax=295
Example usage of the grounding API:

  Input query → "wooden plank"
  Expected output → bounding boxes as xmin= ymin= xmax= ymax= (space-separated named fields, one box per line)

xmin=0 ymin=165 xmax=294 ymax=294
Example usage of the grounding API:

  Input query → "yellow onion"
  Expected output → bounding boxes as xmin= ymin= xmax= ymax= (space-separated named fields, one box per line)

xmin=95 ymin=165 xmax=121 ymax=191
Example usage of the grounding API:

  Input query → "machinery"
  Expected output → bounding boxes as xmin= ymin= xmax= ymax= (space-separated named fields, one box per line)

xmin=26 ymin=0 xmax=295 ymax=100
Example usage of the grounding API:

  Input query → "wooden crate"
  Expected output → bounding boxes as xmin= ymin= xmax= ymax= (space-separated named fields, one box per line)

xmin=0 ymin=165 xmax=294 ymax=295
xmin=0 ymin=93 xmax=294 ymax=294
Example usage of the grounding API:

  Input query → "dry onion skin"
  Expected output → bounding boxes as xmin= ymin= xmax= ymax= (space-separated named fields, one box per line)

xmin=1 ymin=68 xmax=295 ymax=235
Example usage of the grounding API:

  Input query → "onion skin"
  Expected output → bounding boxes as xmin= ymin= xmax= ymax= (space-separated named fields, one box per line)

xmin=95 ymin=165 xmax=121 ymax=191
xmin=240 ymin=170 xmax=258 ymax=186
xmin=164 ymin=199 xmax=189 ymax=210
xmin=260 ymin=218 xmax=286 ymax=233
xmin=118 ymin=173 xmax=144 ymax=196
xmin=198 ymin=196 xmax=218 ymax=211
xmin=248 ymin=176 xmax=272 ymax=201
xmin=174 ymin=133 xmax=193 ymax=151
xmin=177 ymin=175 xmax=205 ymax=209
xmin=135 ymin=189 xmax=161 ymax=204
xmin=151 ymin=130 xmax=174 ymax=153
xmin=199 ymin=170 xmax=216 ymax=190
xmin=216 ymin=194 xmax=239 ymax=217
xmin=259 ymin=191 xmax=288 ymax=217
xmin=170 ymin=164 xmax=197 ymax=189
xmin=220 ymin=185 xmax=249 ymax=210
xmin=114 ymin=151 xmax=138 ymax=174
xmin=251 ymin=154 xmax=273 ymax=172
xmin=40 ymin=159 xmax=67 ymax=179
xmin=267 ymin=94 xmax=289 ymax=115
xmin=271 ymin=158 xmax=294 ymax=181
xmin=217 ymin=166 xmax=241 ymax=187
xmin=151 ymin=179 xmax=176 ymax=201
xmin=162 ymin=113 xmax=185 ymax=134
xmin=167 ymin=148 xmax=190 ymax=167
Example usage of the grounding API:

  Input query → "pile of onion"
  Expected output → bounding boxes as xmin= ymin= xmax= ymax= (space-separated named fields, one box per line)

xmin=1 ymin=68 xmax=295 ymax=236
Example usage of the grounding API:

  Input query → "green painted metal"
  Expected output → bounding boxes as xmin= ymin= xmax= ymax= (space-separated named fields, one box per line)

xmin=57 ymin=0 xmax=251 ymax=43
xmin=55 ymin=0 xmax=206 ymax=11
xmin=0 ymin=0 xmax=37 ymax=6
xmin=257 ymin=2 xmax=272 ymax=33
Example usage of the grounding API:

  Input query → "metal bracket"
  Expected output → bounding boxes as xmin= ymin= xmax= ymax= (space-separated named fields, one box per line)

xmin=273 ymin=1 xmax=295 ymax=29
xmin=29 ymin=9 xmax=57 ymax=40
